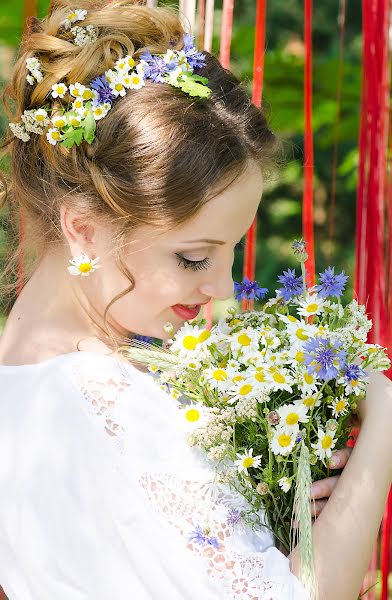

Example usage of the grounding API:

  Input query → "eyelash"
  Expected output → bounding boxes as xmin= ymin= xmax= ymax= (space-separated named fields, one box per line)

xmin=176 ymin=253 xmax=211 ymax=271
xmin=175 ymin=241 xmax=244 ymax=272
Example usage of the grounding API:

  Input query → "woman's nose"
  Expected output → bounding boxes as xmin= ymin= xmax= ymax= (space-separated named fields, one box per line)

xmin=199 ymin=269 xmax=234 ymax=302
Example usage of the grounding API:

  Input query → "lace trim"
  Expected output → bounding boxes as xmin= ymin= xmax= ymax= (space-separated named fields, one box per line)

xmin=72 ymin=357 xmax=132 ymax=454
xmin=139 ymin=473 xmax=292 ymax=599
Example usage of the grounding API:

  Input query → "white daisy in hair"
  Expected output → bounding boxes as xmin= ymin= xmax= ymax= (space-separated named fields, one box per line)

xmin=67 ymin=254 xmax=101 ymax=276
xmin=46 ymin=128 xmax=61 ymax=146
xmin=51 ymin=82 xmax=68 ymax=99
xmin=62 ymin=9 xmax=87 ymax=29
xmin=51 ymin=115 xmax=67 ymax=129
xmin=235 ymin=448 xmax=262 ymax=475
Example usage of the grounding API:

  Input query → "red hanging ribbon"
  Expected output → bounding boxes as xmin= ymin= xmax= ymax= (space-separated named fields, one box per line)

xmin=242 ymin=0 xmax=266 ymax=311
xmin=219 ymin=0 xmax=234 ymax=69
xmin=302 ymin=0 xmax=315 ymax=286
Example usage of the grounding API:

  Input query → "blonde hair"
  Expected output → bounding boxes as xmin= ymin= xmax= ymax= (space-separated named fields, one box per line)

xmin=0 ymin=0 xmax=277 ymax=343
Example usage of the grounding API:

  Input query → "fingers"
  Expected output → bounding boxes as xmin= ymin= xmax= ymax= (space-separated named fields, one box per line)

xmin=311 ymin=498 xmax=327 ymax=518
xmin=327 ymin=447 xmax=352 ymax=469
xmin=311 ymin=475 xmax=340 ymax=501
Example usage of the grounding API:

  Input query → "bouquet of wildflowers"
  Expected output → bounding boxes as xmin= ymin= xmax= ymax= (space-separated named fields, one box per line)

xmin=126 ymin=240 xmax=390 ymax=577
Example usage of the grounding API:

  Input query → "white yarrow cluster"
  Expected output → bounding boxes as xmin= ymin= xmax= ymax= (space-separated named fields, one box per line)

xmin=70 ymin=24 xmax=98 ymax=46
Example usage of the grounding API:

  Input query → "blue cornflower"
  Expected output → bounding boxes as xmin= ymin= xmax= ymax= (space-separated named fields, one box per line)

xmin=226 ymin=508 xmax=242 ymax=527
xmin=141 ymin=50 xmax=178 ymax=83
xmin=234 ymin=278 xmax=268 ymax=302
xmin=276 ymin=268 xmax=303 ymax=301
xmin=303 ymin=336 xmax=347 ymax=381
xmin=343 ymin=363 xmax=365 ymax=383
xmin=90 ymin=75 xmax=116 ymax=105
xmin=133 ymin=334 xmax=153 ymax=344
xmin=187 ymin=525 xmax=220 ymax=549
xmin=182 ymin=34 xmax=206 ymax=69
xmin=315 ymin=267 xmax=349 ymax=299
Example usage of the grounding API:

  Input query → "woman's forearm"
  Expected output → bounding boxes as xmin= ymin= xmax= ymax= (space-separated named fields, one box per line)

xmin=291 ymin=410 xmax=392 ymax=600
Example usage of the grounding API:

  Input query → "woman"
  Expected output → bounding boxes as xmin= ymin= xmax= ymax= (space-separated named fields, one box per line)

xmin=0 ymin=1 xmax=391 ymax=598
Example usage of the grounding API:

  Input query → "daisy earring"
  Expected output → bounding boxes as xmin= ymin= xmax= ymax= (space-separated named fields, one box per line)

xmin=67 ymin=253 xmax=101 ymax=277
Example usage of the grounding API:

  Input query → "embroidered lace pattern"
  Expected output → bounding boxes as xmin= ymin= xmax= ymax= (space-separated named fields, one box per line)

xmin=73 ymin=357 xmax=304 ymax=600
xmin=139 ymin=473 xmax=288 ymax=600
xmin=72 ymin=358 xmax=132 ymax=455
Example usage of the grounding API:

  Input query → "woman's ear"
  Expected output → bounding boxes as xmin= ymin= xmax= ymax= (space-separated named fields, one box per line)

xmin=60 ymin=205 xmax=97 ymax=258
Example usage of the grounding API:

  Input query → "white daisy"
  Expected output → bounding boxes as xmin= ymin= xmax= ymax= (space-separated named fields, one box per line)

xmin=328 ymin=396 xmax=349 ymax=418
xmin=68 ymin=114 xmax=82 ymax=128
xmin=51 ymin=82 xmax=68 ymax=99
xmin=181 ymin=402 xmax=208 ymax=430
xmin=51 ymin=115 xmax=67 ymax=129
xmin=33 ymin=108 xmax=48 ymax=123
xmin=312 ymin=429 xmax=336 ymax=462
xmin=271 ymin=428 xmax=296 ymax=456
xmin=277 ymin=403 xmax=309 ymax=433
xmin=72 ymin=98 xmax=85 ymax=114
xmin=109 ymin=76 xmax=127 ymax=97
xmin=278 ymin=477 xmax=292 ymax=493
xmin=202 ymin=367 xmax=230 ymax=393
xmin=297 ymin=293 xmax=326 ymax=319
xmin=67 ymin=254 xmax=101 ymax=276
xmin=296 ymin=368 xmax=319 ymax=394
xmin=294 ymin=394 xmax=321 ymax=410
xmin=92 ymin=103 xmax=111 ymax=121
xmin=114 ymin=57 xmax=131 ymax=73
xmin=228 ymin=379 xmax=259 ymax=404
xmin=235 ymin=448 xmax=262 ymax=475
xmin=62 ymin=9 xmax=87 ymax=29
xmin=129 ymin=72 xmax=145 ymax=90
xmin=170 ymin=323 xmax=210 ymax=358
xmin=230 ymin=327 xmax=260 ymax=357
xmin=265 ymin=367 xmax=294 ymax=393
xmin=46 ymin=128 xmax=61 ymax=145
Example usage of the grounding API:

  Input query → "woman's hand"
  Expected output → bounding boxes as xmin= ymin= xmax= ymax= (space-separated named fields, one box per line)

xmin=310 ymin=447 xmax=352 ymax=517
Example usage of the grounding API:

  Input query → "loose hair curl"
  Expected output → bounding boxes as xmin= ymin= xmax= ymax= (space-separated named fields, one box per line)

xmin=0 ymin=0 xmax=278 ymax=342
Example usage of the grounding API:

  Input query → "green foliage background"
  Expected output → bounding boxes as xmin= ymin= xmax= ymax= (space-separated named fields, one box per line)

xmin=0 ymin=0 xmax=364 ymax=315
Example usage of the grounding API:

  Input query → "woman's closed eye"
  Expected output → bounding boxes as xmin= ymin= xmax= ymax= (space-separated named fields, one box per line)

xmin=175 ymin=253 xmax=211 ymax=271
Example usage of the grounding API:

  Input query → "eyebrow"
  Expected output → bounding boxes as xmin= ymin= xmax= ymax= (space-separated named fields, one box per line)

xmin=180 ymin=238 xmax=226 ymax=245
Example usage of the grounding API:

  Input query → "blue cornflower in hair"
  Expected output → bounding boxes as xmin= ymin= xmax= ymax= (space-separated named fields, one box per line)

xmin=315 ymin=266 xmax=349 ymax=299
xmin=303 ymin=336 xmax=347 ymax=381
xmin=141 ymin=50 xmax=178 ymax=83
xmin=187 ymin=525 xmax=220 ymax=549
xmin=234 ymin=277 xmax=268 ymax=302
xmin=183 ymin=33 xmax=206 ymax=69
xmin=276 ymin=268 xmax=303 ymax=301
xmin=90 ymin=75 xmax=116 ymax=105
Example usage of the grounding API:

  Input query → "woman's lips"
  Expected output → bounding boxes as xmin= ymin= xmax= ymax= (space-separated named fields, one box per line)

xmin=171 ymin=304 xmax=202 ymax=320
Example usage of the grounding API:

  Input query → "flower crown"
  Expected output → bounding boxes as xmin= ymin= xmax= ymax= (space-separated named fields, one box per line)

xmin=9 ymin=9 xmax=211 ymax=148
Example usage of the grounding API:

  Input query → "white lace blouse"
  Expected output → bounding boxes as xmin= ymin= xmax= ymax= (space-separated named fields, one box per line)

xmin=0 ymin=351 xmax=308 ymax=599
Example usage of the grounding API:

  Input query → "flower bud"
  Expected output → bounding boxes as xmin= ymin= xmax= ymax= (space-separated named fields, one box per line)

xmin=256 ymin=482 xmax=269 ymax=495
xmin=163 ymin=321 xmax=174 ymax=335
xmin=266 ymin=410 xmax=280 ymax=425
